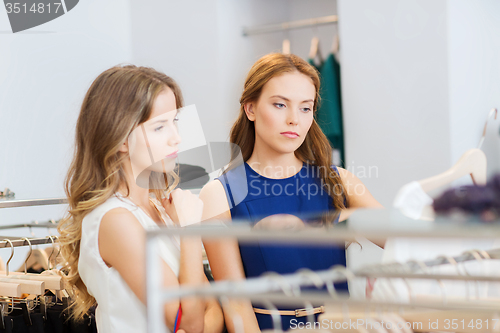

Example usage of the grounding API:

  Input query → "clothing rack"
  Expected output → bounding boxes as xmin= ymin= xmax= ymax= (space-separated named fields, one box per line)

xmin=151 ymin=245 xmax=500 ymax=302
xmin=0 ymin=221 xmax=59 ymax=231
xmin=0 ymin=198 xmax=67 ymax=209
xmin=0 ymin=236 xmax=58 ymax=248
xmin=143 ymin=219 xmax=500 ymax=243
xmin=242 ymin=15 xmax=338 ymax=36
xmin=145 ymin=217 xmax=500 ymax=332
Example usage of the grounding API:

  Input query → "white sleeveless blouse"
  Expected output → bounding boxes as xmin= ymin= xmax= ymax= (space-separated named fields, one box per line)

xmin=79 ymin=194 xmax=180 ymax=333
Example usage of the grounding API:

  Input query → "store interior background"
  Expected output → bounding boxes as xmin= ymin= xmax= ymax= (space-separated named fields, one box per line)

xmin=0 ymin=0 xmax=499 ymax=294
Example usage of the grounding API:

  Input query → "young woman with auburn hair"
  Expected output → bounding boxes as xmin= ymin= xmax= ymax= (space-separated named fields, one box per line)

xmin=58 ymin=65 xmax=224 ymax=333
xmin=199 ymin=53 xmax=382 ymax=332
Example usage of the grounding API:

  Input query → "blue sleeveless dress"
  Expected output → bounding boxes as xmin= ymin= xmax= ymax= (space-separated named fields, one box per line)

xmin=216 ymin=161 xmax=348 ymax=331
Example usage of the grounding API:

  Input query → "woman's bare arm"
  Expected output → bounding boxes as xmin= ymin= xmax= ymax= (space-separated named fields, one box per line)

xmin=199 ymin=180 xmax=261 ymax=333
xmin=99 ymin=207 xmax=223 ymax=333
xmin=336 ymin=167 xmax=385 ymax=248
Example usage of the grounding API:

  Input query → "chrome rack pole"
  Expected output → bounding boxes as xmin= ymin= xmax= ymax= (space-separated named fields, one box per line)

xmin=0 ymin=222 xmax=58 ymax=230
xmin=0 ymin=236 xmax=57 ymax=248
xmin=242 ymin=15 xmax=338 ymax=36
xmin=146 ymin=233 xmax=163 ymax=333
xmin=0 ymin=198 xmax=67 ymax=209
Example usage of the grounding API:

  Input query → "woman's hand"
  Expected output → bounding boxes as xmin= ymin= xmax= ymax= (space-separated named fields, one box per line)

xmin=162 ymin=188 xmax=204 ymax=227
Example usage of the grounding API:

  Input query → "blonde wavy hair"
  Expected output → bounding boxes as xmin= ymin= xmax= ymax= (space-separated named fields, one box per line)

xmin=58 ymin=65 xmax=182 ymax=321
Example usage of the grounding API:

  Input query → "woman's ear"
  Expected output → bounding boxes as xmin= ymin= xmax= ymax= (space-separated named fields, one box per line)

xmin=244 ymin=103 xmax=256 ymax=121
xmin=118 ymin=139 xmax=129 ymax=153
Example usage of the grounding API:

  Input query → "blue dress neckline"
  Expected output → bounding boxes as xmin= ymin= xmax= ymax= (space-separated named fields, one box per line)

xmin=244 ymin=161 xmax=306 ymax=181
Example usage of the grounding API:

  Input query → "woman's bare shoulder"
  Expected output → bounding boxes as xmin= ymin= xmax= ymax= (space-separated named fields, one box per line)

xmin=199 ymin=180 xmax=231 ymax=221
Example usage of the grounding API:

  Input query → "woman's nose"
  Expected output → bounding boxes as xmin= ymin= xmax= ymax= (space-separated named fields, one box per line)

xmin=287 ymin=109 xmax=299 ymax=125
xmin=168 ymin=124 xmax=181 ymax=146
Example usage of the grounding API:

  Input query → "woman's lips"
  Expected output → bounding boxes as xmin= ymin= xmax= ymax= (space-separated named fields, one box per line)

xmin=166 ymin=151 xmax=178 ymax=158
xmin=280 ymin=132 xmax=299 ymax=138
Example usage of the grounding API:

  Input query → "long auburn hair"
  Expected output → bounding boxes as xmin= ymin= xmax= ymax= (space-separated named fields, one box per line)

xmin=229 ymin=53 xmax=348 ymax=212
xmin=57 ymin=65 xmax=182 ymax=321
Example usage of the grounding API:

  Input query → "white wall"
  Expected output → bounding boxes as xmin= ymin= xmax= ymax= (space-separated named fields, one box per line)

xmin=337 ymin=0 xmax=451 ymax=208
xmin=129 ymin=0 xmax=291 ymax=146
xmin=448 ymin=0 xmax=500 ymax=179
xmin=0 ymin=0 xmax=133 ymax=268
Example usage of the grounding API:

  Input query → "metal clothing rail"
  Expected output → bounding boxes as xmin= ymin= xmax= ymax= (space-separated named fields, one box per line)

xmin=357 ymin=248 xmax=500 ymax=278
xmin=0 ymin=222 xmax=59 ymax=231
xmin=0 ymin=198 xmax=67 ymax=209
xmin=154 ymin=248 xmax=500 ymax=302
xmin=242 ymin=15 xmax=338 ymax=36
xmin=143 ymin=221 xmax=500 ymax=243
xmin=145 ymin=222 xmax=500 ymax=331
xmin=0 ymin=236 xmax=57 ymax=248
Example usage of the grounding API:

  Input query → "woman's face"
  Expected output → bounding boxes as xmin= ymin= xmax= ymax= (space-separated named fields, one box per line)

xmin=127 ymin=88 xmax=181 ymax=180
xmin=245 ymin=71 xmax=315 ymax=155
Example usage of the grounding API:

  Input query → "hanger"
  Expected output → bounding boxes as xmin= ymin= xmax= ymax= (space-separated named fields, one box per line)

xmin=0 ymin=238 xmax=62 ymax=291
xmin=40 ymin=236 xmax=69 ymax=300
xmin=16 ymin=242 xmax=49 ymax=273
xmin=309 ymin=25 xmax=322 ymax=65
xmin=477 ymin=108 xmax=498 ymax=150
xmin=331 ymin=33 xmax=339 ymax=55
xmin=416 ymin=109 xmax=495 ymax=193
xmin=0 ymin=239 xmax=45 ymax=296
xmin=418 ymin=148 xmax=487 ymax=193
xmin=282 ymin=39 xmax=290 ymax=55
xmin=281 ymin=28 xmax=291 ymax=55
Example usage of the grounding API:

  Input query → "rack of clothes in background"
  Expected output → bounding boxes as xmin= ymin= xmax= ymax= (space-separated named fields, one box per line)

xmin=145 ymin=215 xmax=500 ymax=333
xmin=243 ymin=15 xmax=345 ymax=167
xmin=0 ymin=196 xmax=96 ymax=333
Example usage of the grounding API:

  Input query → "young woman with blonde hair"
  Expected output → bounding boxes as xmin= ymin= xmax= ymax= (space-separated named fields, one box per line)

xmin=58 ymin=65 xmax=224 ymax=333
xmin=200 ymin=53 xmax=382 ymax=332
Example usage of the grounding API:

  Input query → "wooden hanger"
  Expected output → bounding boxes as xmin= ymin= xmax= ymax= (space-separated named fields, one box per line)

xmin=0 ymin=237 xmax=64 ymax=290
xmin=331 ymin=33 xmax=339 ymax=55
xmin=282 ymin=39 xmax=291 ymax=55
xmin=418 ymin=148 xmax=487 ymax=193
xmin=309 ymin=36 xmax=322 ymax=64
xmin=0 ymin=239 xmax=46 ymax=296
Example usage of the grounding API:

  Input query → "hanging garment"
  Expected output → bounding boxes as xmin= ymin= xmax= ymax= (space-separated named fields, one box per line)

xmin=79 ymin=194 xmax=181 ymax=333
xmin=393 ymin=181 xmax=434 ymax=220
xmin=216 ymin=162 xmax=348 ymax=331
xmin=309 ymin=53 xmax=345 ymax=167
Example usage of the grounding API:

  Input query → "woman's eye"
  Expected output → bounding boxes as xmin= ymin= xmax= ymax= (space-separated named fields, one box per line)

xmin=301 ymin=107 xmax=312 ymax=113
xmin=173 ymin=117 xmax=179 ymax=122
xmin=154 ymin=126 xmax=164 ymax=132
xmin=274 ymin=103 xmax=286 ymax=109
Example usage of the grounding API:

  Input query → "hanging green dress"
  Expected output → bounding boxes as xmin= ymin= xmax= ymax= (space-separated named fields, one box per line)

xmin=309 ymin=53 xmax=345 ymax=167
